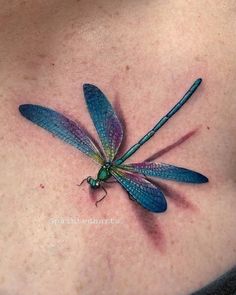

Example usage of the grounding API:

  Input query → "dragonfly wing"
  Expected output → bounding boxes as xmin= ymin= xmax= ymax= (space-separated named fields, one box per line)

xmin=120 ymin=162 xmax=208 ymax=183
xmin=111 ymin=167 xmax=167 ymax=213
xmin=19 ymin=104 xmax=104 ymax=164
xmin=83 ymin=84 xmax=123 ymax=161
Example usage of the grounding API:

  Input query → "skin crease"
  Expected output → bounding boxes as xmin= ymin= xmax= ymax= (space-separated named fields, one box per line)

xmin=0 ymin=0 xmax=236 ymax=294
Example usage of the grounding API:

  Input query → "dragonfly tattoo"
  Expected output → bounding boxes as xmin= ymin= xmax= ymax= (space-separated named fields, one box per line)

xmin=19 ymin=78 xmax=208 ymax=213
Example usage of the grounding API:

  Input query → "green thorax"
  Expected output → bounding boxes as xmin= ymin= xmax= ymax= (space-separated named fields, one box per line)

xmin=97 ymin=163 xmax=112 ymax=181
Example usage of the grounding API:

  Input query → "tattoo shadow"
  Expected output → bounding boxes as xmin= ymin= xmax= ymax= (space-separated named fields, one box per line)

xmin=144 ymin=128 xmax=199 ymax=162
xmin=130 ymin=128 xmax=199 ymax=251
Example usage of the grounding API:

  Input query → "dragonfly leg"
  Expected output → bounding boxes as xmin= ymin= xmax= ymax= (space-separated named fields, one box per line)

xmin=77 ymin=178 xmax=87 ymax=186
xmin=95 ymin=186 xmax=107 ymax=207
xmin=128 ymin=192 xmax=135 ymax=202
xmin=105 ymin=180 xmax=117 ymax=184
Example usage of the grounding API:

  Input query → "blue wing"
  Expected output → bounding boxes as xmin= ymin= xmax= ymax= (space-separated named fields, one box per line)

xmin=111 ymin=167 xmax=167 ymax=213
xmin=120 ymin=162 xmax=208 ymax=183
xmin=83 ymin=84 xmax=123 ymax=161
xmin=19 ymin=104 xmax=104 ymax=164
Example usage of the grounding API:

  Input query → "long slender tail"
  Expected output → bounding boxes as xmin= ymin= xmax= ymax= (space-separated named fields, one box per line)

xmin=115 ymin=78 xmax=202 ymax=165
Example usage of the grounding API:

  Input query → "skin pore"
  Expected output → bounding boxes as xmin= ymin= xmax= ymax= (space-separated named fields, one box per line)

xmin=0 ymin=1 xmax=236 ymax=294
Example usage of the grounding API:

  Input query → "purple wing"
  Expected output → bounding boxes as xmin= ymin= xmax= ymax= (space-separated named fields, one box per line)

xmin=111 ymin=167 xmax=167 ymax=213
xmin=83 ymin=84 xmax=123 ymax=161
xmin=19 ymin=104 xmax=104 ymax=164
xmin=120 ymin=162 xmax=208 ymax=183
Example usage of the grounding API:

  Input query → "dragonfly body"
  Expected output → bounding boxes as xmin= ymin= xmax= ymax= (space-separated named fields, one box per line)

xmin=19 ymin=78 xmax=208 ymax=213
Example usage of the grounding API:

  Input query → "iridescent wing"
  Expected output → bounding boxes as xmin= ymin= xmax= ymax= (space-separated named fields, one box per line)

xmin=120 ymin=162 xmax=208 ymax=183
xmin=83 ymin=84 xmax=123 ymax=161
xmin=111 ymin=167 xmax=167 ymax=213
xmin=19 ymin=104 xmax=104 ymax=164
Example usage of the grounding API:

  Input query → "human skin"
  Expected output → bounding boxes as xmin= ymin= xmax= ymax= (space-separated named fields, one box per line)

xmin=0 ymin=1 xmax=236 ymax=294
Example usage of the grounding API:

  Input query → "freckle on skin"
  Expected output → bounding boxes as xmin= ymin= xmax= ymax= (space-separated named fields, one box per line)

xmin=37 ymin=53 xmax=47 ymax=59
xmin=75 ymin=283 xmax=84 ymax=293
xmin=28 ymin=252 xmax=33 ymax=258
xmin=23 ymin=75 xmax=37 ymax=81
xmin=56 ymin=252 xmax=63 ymax=260
xmin=25 ymin=264 xmax=31 ymax=272
xmin=195 ymin=55 xmax=201 ymax=62
xmin=8 ymin=231 xmax=13 ymax=238
xmin=40 ymin=184 xmax=45 ymax=189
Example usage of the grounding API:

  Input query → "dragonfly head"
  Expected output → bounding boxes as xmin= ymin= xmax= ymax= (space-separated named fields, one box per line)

xmin=87 ymin=176 xmax=100 ymax=189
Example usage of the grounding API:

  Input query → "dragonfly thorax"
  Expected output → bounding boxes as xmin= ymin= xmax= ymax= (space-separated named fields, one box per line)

xmin=97 ymin=163 xmax=112 ymax=181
